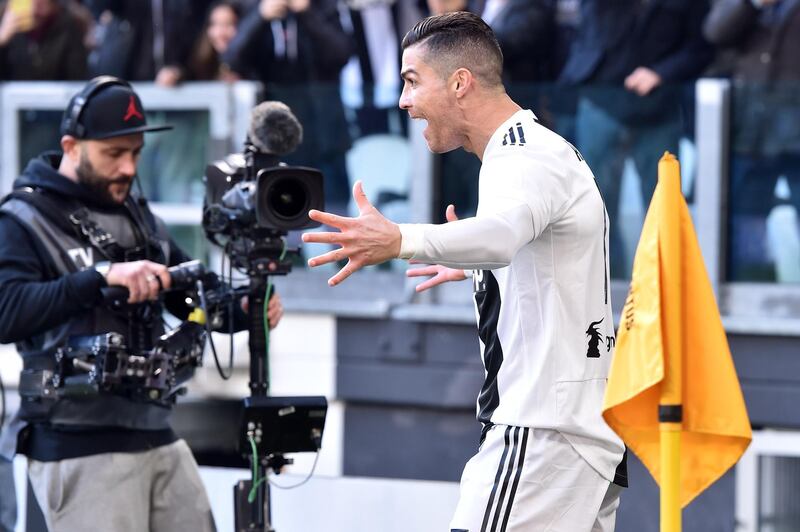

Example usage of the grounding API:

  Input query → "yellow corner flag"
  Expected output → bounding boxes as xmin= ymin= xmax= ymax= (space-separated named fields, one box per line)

xmin=602 ymin=152 xmax=752 ymax=512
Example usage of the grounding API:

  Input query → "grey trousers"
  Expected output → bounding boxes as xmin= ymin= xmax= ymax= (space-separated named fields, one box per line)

xmin=0 ymin=458 xmax=16 ymax=532
xmin=28 ymin=439 xmax=216 ymax=532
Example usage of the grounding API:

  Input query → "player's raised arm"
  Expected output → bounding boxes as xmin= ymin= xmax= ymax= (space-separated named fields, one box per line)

xmin=302 ymin=181 xmax=402 ymax=286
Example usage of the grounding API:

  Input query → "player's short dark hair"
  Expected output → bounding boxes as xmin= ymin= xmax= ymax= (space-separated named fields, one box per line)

xmin=401 ymin=11 xmax=504 ymax=88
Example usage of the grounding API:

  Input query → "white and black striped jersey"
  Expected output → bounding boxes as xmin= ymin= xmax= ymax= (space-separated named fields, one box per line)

xmin=399 ymin=109 xmax=626 ymax=485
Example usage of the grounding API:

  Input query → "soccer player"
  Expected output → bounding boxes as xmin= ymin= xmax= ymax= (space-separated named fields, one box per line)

xmin=302 ymin=11 xmax=627 ymax=531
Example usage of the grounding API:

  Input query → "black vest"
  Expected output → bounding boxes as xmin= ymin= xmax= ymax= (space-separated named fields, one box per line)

xmin=0 ymin=192 xmax=175 ymax=430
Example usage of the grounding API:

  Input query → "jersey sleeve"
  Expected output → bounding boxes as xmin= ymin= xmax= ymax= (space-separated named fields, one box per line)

xmin=398 ymin=146 xmax=571 ymax=269
xmin=398 ymin=204 xmax=535 ymax=269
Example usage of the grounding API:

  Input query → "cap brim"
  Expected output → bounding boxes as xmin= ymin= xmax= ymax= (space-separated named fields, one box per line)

xmin=87 ymin=124 xmax=174 ymax=140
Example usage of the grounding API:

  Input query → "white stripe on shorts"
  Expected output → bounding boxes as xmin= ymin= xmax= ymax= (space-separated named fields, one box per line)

xmin=480 ymin=426 xmax=530 ymax=532
xmin=450 ymin=425 xmax=620 ymax=532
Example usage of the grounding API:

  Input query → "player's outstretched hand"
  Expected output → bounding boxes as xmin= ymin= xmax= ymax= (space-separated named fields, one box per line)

xmin=302 ymin=181 xmax=401 ymax=286
xmin=406 ymin=204 xmax=467 ymax=292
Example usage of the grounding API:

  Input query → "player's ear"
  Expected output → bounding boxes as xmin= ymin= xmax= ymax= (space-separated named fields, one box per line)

xmin=451 ymin=68 xmax=473 ymax=99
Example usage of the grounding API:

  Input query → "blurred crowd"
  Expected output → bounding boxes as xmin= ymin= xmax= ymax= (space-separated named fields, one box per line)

xmin=0 ymin=0 xmax=799 ymax=280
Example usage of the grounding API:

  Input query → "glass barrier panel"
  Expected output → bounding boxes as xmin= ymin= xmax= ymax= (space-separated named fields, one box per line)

xmin=166 ymin=223 xmax=211 ymax=265
xmin=17 ymin=109 xmax=63 ymax=167
xmin=137 ymin=110 xmax=210 ymax=205
xmin=727 ymin=81 xmax=800 ymax=284
xmin=758 ymin=455 xmax=800 ymax=531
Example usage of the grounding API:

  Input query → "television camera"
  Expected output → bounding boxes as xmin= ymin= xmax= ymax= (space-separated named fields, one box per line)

xmin=202 ymin=101 xmax=328 ymax=532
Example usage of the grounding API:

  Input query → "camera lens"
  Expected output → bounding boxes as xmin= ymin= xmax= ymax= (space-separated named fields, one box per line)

xmin=255 ymin=166 xmax=324 ymax=230
xmin=268 ymin=178 xmax=307 ymax=220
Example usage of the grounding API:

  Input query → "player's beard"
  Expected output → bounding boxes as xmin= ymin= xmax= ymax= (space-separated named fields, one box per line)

xmin=76 ymin=151 xmax=133 ymax=206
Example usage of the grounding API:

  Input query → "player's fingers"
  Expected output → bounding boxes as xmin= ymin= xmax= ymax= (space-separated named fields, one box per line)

xmin=445 ymin=204 xmax=459 ymax=222
xmin=327 ymin=259 xmax=359 ymax=287
xmin=415 ymin=275 xmax=443 ymax=293
xmin=307 ymin=247 xmax=347 ymax=268
xmin=406 ymin=266 xmax=439 ymax=278
xmin=302 ymin=231 xmax=345 ymax=245
xmin=308 ymin=209 xmax=351 ymax=228
xmin=352 ymin=181 xmax=373 ymax=214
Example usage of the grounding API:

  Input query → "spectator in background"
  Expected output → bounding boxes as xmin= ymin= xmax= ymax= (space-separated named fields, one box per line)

xmin=340 ymin=0 xmax=409 ymax=137
xmin=188 ymin=0 xmax=243 ymax=82
xmin=425 ymin=0 xmax=556 ymax=86
xmin=559 ymin=0 xmax=713 ymax=278
xmin=426 ymin=0 xmax=558 ymax=222
xmin=85 ymin=0 xmax=210 ymax=86
xmin=539 ymin=0 xmax=580 ymax=142
xmin=0 ymin=0 xmax=88 ymax=80
xmin=474 ymin=0 xmax=556 ymax=86
xmin=83 ymin=0 xmax=215 ymax=203
xmin=223 ymin=0 xmax=354 ymax=215
xmin=704 ymin=0 xmax=800 ymax=281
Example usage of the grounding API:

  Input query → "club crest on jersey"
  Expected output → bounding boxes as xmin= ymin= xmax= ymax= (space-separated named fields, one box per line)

xmin=501 ymin=122 xmax=526 ymax=147
xmin=472 ymin=269 xmax=487 ymax=293
xmin=586 ymin=317 xmax=616 ymax=357
xmin=586 ymin=318 xmax=604 ymax=358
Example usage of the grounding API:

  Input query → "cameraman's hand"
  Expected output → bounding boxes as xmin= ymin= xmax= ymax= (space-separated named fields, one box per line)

xmin=105 ymin=261 xmax=171 ymax=304
xmin=239 ymin=293 xmax=284 ymax=329
xmin=267 ymin=293 xmax=284 ymax=329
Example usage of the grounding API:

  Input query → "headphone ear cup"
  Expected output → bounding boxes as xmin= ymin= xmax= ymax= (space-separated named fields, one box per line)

xmin=61 ymin=76 xmax=131 ymax=139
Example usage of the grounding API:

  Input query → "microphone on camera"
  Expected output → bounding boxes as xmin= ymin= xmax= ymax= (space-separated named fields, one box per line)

xmin=247 ymin=101 xmax=303 ymax=157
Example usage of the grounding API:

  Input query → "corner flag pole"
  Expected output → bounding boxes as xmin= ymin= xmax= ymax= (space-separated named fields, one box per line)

xmin=658 ymin=152 xmax=682 ymax=532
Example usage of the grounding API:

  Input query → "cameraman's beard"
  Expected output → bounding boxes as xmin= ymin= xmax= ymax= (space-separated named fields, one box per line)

xmin=76 ymin=155 xmax=133 ymax=206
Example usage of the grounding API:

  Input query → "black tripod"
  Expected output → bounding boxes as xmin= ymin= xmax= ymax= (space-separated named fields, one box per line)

xmin=233 ymin=237 xmax=291 ymax=532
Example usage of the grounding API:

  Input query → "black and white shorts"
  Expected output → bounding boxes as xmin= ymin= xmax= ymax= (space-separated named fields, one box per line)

xmin=449 ymin=425 xmax=622 ymax=532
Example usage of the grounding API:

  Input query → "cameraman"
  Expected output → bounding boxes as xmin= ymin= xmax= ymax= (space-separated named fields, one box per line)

xmin=0 ymin=76 xmax=282 ymax=531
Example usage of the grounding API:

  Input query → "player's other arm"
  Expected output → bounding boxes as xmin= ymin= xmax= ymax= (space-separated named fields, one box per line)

xmin=406 ymin=204 xmax=468 ymax=293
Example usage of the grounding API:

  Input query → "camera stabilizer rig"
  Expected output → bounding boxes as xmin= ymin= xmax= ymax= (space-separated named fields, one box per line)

xmin=203 ymin=142 xmax=328 ymax=532
xmin=18 ymin=260 xmax=216 ymax=407
xmin=39 ymin=324 xmax=205 ymax=406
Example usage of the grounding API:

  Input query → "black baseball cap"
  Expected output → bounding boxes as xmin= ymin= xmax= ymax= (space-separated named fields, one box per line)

xmin=61 ymin=78 xmax=173 ymax=140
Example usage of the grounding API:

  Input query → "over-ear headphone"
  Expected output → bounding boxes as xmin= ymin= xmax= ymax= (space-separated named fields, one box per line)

xmin=60 ymin=76 xmax=133 ymax=138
